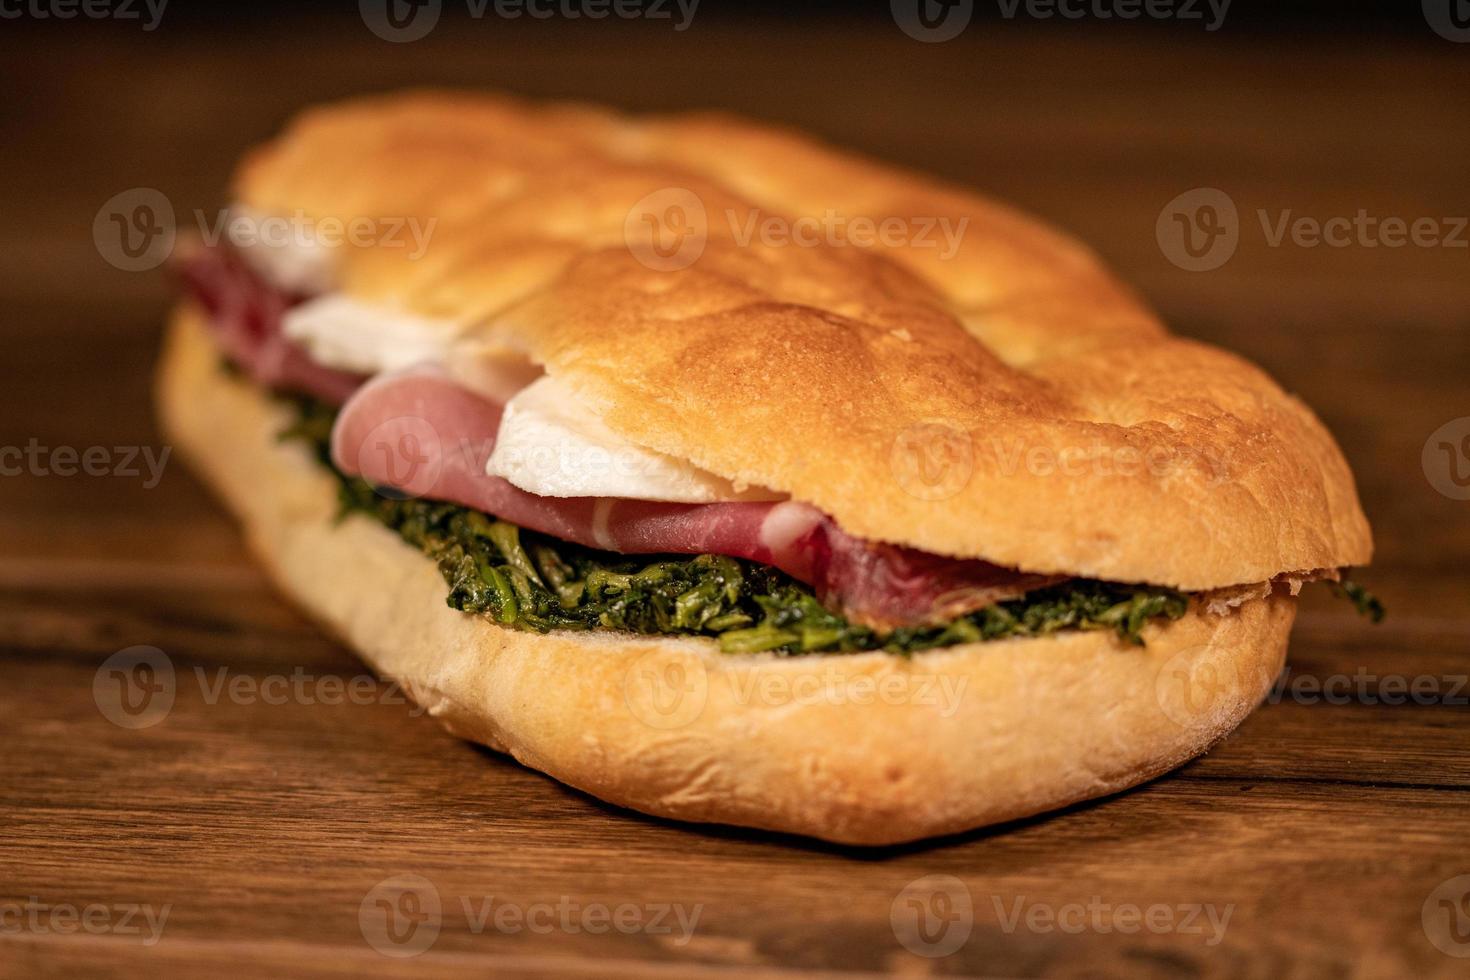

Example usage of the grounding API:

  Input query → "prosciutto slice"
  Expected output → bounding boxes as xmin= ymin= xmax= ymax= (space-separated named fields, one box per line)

xmin=331 ymin=369 xmax=1062 ymax=629
xmin=176 ymin=244 xmax=365 ymax=404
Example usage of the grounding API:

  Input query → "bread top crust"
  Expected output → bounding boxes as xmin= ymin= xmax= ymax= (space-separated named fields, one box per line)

xmin=233 ymin=91 xmax=1371 ymax=589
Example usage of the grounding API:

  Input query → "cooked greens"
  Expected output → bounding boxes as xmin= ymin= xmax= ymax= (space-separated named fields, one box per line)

xmin=278 ymin=396 xmax=1195 ymax=655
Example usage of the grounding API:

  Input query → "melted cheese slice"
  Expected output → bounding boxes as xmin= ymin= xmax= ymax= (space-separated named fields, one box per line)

xmin=282 ymin=294 xmax=455 ymax=375
xmin=487 ymin=376 xmax=781 ymax=503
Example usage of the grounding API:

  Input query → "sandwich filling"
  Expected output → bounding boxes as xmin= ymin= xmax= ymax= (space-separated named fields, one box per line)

xmin=178 ymin=236 xmax=1372 ymax=654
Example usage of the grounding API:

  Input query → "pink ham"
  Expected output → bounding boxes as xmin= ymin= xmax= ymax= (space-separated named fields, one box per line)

xmin=176 ymin=244 xmax=365 ymax=404
xmin=330 ymin=368 xmax=1061 ymax=629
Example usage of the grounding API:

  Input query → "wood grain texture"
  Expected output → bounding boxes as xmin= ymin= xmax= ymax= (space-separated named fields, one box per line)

xmin=1 ymin=13 xmax=1467 ymax=979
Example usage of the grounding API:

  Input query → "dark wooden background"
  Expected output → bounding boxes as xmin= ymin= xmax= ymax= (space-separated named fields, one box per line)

xmin=2 ymin=6 xmax=1467 ymax=978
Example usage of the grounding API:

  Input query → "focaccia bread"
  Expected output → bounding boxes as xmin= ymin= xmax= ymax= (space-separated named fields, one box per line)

xmin=159 ymin=92 xmax=1371 ymax=845
xmin=234 ymin=92 xmax=1371 ymax=588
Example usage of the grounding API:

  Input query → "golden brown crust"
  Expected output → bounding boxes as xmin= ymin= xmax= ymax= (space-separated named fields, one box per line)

xmin=232 ymin=91 xmax=1370 ymax=589
xmin=159 ymin=307 xmax=1298 ymax=845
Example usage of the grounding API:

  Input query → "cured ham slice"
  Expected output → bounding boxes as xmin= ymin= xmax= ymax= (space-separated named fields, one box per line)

xmin=176 ymin=243 xmax=365 ymax=404
xmin=331 ymin=369 xmax=1062 ymax=629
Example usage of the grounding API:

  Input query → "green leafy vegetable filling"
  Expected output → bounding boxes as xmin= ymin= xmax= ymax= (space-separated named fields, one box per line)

xmin=277 ymin=396 xmax=1198 ymax=655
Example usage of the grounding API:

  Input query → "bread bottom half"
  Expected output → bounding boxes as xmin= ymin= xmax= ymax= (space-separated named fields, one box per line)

xmin=156 ymin=306 xmax=1296 ymax=846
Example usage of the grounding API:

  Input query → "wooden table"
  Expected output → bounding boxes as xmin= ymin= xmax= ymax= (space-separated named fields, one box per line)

xmin=2 ymin=13 xmax=1466 ymax=978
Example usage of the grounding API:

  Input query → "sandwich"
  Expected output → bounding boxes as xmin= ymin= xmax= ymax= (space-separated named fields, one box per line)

xmin=156 ymin=92 xmax=1375 ymax=846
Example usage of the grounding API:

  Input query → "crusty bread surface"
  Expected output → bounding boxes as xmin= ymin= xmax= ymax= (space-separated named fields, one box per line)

xmin=232 ymin=91 xmax=1371 ymax=589
xmin=159 ymin=307 xmax=1296 ymax=845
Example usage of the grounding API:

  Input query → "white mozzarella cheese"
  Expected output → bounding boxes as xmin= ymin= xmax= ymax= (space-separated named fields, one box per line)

xmin=487 ymin=375 xmax=781 ymax=503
